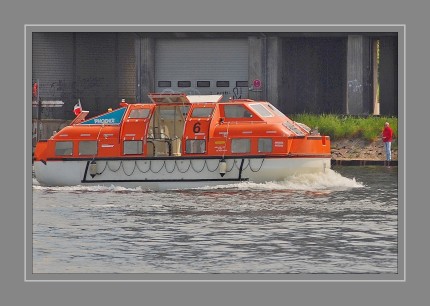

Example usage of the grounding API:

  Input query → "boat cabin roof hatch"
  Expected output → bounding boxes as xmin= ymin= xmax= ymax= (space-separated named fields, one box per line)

xmin=70 ymin=111 xmax=89 ymax=125
xmin=187 ymin=95 xmax=223 ymax=103
xmin=148 ymin=93 xmax=223 ymax=104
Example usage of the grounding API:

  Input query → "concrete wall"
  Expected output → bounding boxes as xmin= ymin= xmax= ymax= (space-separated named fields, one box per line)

xmin=282 ymin=37 xmax=347 ymax=114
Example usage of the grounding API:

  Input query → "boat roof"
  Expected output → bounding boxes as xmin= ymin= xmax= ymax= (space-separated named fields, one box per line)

xmin=186 ymin=95 xmax=223 ymax=103
xmin=148 ymin=93 xmax=223 ymax=104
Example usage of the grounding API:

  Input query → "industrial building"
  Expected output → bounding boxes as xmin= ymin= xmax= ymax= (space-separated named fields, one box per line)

xmin=31 ymin=31 xmax=398 ymax=142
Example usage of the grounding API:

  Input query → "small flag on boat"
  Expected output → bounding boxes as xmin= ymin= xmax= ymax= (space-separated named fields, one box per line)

xmin=73 ymin=99 xmax=82 ymax=116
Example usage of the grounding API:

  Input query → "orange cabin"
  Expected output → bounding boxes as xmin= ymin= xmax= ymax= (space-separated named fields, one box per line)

xmin=33 ymin=93 xmax=331 ymax=162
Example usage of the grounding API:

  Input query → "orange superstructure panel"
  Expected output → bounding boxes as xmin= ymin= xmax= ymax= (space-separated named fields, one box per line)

xmin=289 ymin=136 xmax=331 ymax=155
xmin=33 ymin=95 xmax=332 ymax=161
xmin=33 ymin=141 xmax=48 ymax=161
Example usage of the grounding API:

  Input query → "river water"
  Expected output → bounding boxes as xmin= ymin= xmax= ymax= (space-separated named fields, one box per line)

xmin=32 ymin=166 xmax=398 ymax=275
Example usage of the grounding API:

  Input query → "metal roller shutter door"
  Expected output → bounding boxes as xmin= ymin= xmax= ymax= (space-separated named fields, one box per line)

xmin=33 ymin=33 xmax=136 ymax=115
xmin=155 ymin=39 xmax=249 ymax=100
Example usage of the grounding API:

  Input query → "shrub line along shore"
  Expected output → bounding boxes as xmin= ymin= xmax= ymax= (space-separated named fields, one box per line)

xmin=290 ymin=114 xmax=398 ymax=166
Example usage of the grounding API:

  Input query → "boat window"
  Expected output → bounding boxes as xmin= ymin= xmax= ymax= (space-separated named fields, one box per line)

xmin=191 ymin=107 xmax=214 ymax=118
xmin=295 ymin=122 xmax=311 ymax=133
xmin=79 ymin=141 xmax=97 ymax=155
xmin=283 ymin=121 xmax=305 ymax=136
xmin=178 ymin=81 xmax=191 ymax=88
xmin=181 ymin=106 xmax=190 ymax=117
xmin=258 ymin=138 xmax=272 ymax=153
xmin=158 ymin=106 xmax=176 ymax=120
xmin=55 ymin=141 xmax=73 ymax=156
xmin=224 ymin=105 xmax=253 ymax=118
xmin=249 ymin=104 xmax=274 ymax=117
xmin=185 ymin=139 xmax=206 ymax=154
xmin=231 ymin=139 xmax=251 ymax=153
xmin=123 ymin=140 xmax=143 ymax=155
xmin=266 ymin=104 xmax=286 ymax=118
xmin=158 ymin=81 xmax=171 ymax=87
xmin=128 ymin=108 xmax=150 ymax=119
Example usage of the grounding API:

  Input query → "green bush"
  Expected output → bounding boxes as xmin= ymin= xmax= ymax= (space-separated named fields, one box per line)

xmin=290 ymin=114 xmax=398 ymax=142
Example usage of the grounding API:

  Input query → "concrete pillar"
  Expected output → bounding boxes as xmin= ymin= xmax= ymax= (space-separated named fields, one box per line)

xmin=135 ymin=35 xmax=155 ymax=102
xmin=266 ymin=36 xmax=282 ymax=108
xmin=248 ymin=36 xmax=265 ymax=101
xmin=346 ymin=35 xmax=372 ymax=115
xmin=379 ymin=36 xmax=398 ymax=116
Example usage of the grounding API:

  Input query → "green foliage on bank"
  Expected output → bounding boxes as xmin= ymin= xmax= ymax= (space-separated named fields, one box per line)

xmin=290 ymin=114 xmax=398 ymax=142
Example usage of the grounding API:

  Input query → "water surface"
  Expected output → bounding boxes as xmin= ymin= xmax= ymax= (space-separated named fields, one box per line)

xmin=32 ymin=166 xmax=398 ymax=274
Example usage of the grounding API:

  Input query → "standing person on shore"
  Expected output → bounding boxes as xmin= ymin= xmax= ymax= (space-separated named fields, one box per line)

xmin=382 ymin=122 xmax=393 ymax=161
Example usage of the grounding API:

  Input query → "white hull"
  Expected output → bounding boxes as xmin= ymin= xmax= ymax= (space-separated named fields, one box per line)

xmin=34 ymin=157 xmax=331 ymax=190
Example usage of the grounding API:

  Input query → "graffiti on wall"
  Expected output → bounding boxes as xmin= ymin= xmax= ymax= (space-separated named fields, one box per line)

xmin=233 ymin=87 xmax=243 ymax=99
xmin=347 ymin=79 xmax=363 ymax=94
xmin=41 ymin=77 xmax=107 ymax=98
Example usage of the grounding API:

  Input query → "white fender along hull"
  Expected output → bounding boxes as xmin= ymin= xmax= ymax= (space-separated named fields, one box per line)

xmin=34 ymin=157 xmax=331 ymax=190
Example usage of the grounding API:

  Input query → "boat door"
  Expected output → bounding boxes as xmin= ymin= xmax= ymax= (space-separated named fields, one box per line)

xmin=120 ymin=104 xmax=154 ymax=156
xmin=183 ymin=105 xmax=215 ymax=154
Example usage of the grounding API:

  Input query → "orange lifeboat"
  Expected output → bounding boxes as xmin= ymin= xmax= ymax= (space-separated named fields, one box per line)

xmin=33 ymin=93 xmax=331 ymax=190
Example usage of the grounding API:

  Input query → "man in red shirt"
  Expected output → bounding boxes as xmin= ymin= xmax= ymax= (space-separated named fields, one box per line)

xmin=382 ymin=122 xmax=394 ymax=161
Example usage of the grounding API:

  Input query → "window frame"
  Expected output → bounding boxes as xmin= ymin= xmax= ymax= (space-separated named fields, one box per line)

xmin=185 ymin=139 xmax=206 ymax=154
xmin=158 ymin=81 xmax=172 ymax=88
xmin=191 ymin=107 xmax=214 ymax=118
xmin=231 ymin=138 xmax=251 ymax=154
xmin=249 ymin=103 xmax=274 ymax=118
xmin=78 ymin=140 xmax=98 ymax=156
xmin=128 ymin=108 xmax=151 ymax=119
xmin=258 ymin=138 xmax=273 ymax=153
xmin=178 ymin=81 xmax=191 ymax=88
xmin=223 ymin=105 xmax=253 ymax=119
xmin=55 ymin=141 xmax=73 ymax=156
xmin=197 ymin=81 xmax=211 ymax=87
xmin=123 ymin=140 xmax=143 ymax=155
xmin=236 ymin=81 xmax=248 ymax=88
xmin=216 ymin=81 xmax=230 ymax=88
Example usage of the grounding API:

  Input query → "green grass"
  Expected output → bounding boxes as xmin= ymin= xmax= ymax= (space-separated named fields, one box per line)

xmin=290 ymin=114 xmax=398 ymax=143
